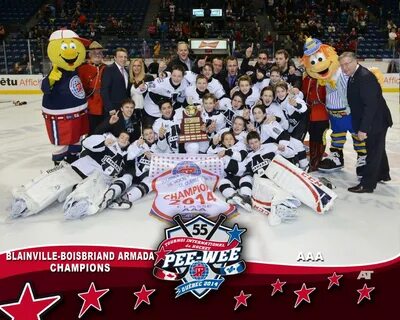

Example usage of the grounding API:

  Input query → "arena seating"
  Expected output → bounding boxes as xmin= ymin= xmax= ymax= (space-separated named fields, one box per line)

xmin=0 ymin=0 xmax=43 ymax=23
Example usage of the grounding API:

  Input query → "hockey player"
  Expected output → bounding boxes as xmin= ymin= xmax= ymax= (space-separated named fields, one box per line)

xmin=102 ymin=127 xmax=165 ymax=209
xmin=141 ymin=64 xmax=187 ymax=124
xmin=184 ymin=74 xmax=210 ymax=106
xmin=275 ymin=81 xmax=308 ymax=141
xmin=207 ymin=131 xmax=252 ymax=211
xmin=11 ymin=132 xmax=133 ymax=219
xmin=232 ymin=75 xmax=260 ymax=108
xmin=250 ymin=104 xmax=308 ymax=169
xmin=223 ymin=92 xmax=250 ymax=127
xmin=152 ymin=99 xmax=183 ymax=154
xmin=250 ymin=86 xmax=288 ymax=129
xmin=217 ymin=116 xmax=248 ymax=145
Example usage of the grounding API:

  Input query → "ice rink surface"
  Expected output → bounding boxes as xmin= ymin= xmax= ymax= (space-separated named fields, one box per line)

xmin=0 ymin=93 xmax=399 ymax=266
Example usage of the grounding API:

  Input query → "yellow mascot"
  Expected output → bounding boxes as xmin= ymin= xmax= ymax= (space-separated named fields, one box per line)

xmin=301 ymin=38 xmax=367 ymax=176
xmin=41 ymin=30 xmax=89 ymax=164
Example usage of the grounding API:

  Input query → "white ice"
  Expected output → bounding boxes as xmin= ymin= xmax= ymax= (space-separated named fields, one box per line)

xmin=0 ymin=93 xmax=399 ymax=266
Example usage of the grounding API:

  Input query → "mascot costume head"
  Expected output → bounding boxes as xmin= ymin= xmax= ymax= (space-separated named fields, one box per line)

xmin=41 ymin=30 xmax=89 ymax=164
xmin=301 ymin=38 xmax=340 ymax=85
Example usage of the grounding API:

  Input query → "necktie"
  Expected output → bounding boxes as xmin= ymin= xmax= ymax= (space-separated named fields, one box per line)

xmin=120 ymin=66 xmax=127 ymax=87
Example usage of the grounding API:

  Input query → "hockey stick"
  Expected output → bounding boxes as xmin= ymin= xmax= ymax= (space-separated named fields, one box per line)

xmin=206 ymin=214 xmax=227 ymax=240
xmin=172 ymin=214 xmax=193 ymax=237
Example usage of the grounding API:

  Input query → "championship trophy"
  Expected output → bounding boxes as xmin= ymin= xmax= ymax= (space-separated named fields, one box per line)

xmin=179 ymin=99 xmax=208 ymax=143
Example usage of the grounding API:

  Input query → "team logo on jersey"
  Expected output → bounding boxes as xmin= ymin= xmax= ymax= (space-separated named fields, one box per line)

xmin=153 ymin=214 xmax=246 ymax=299
xmin=69 ymin=75 xmax=85 ymax=99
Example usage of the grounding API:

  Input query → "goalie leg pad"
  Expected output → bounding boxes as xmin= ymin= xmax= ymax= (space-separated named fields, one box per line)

xmin=265 ymin=155 xmax=337 ymax=213
xmin=11 ymin=162 xmax=82 ymax=217
xmin=63 ymin=170 xmax=112 ymax=219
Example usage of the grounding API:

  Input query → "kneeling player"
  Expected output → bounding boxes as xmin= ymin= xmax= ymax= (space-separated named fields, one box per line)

xmin=11 ymin=132 xmax=132 ymax=219
xmin=207 ymin=131 xmax=252 ymax=211
xmin=102 ymin=127 xmax=164 ymax=209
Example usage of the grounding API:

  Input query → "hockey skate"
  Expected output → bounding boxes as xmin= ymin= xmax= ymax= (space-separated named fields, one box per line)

xmin=318 ymin=150 xmax=344 ymax=172
xmin=10 ymin=198 xmax=27 ymax=218
xmin=232 ymin=194 xmax=252 ymax=212
xmin=99 ymin=189 xmax=116 ymax=211
xmin=64 ymin=199 xmax=89 ymax=220
xmin=108 ymin=196 xmax=132 ymax=210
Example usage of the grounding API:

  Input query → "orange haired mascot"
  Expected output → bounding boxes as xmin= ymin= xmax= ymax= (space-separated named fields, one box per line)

xmin=301 ymin=38 xmax=367 ymax=176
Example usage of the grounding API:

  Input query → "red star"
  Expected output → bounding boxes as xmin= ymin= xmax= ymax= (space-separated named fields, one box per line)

xmin=294 ymin=283 xmax=316 ymax=308
xmin=357 ymin=283 xmax=375 ymax=304
xmin=271 ymin=278 xmax=286 ymax=296
xmin=233 ymin=290 xmax=251 ymax=311
xmin=0 ymin=282 xmax=60 ymax=320
xmin=327 ymin=272 xmax=343 ymax=289
xmin=133 ymin=285 xmax=156 ymax=310
xmin=78 ymin=282 xmax=109 ymax=318
xmin=154 ymin=246 xmax=172 ymax=265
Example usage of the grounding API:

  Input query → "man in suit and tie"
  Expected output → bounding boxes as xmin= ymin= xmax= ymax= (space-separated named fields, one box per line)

xmin=220 ymin=56 xmax=244 ymax=96
xmin=101 ymin=47 xmax=129 ymax=115
xmin=340 ymin=51 xmax=393 ymax=193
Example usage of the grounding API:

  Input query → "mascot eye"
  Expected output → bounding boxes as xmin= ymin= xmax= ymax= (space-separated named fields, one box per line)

xmin=318 ymin=57 xmax=323 ymax=61
xmin=70 ymin=43 xmax=77 ymax=49
xmin=310 ymin=59 xmax=317 ymax=65
xmin=60 ymin=43 xmax=68 ymax=50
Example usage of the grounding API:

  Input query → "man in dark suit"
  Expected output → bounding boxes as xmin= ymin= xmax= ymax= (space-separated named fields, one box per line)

xmin=219 ymin=56 xmax=244 ymax=96
xmin=101 ymin=47 xmax=130 ymax=116
xmin=340 ymin=52 xmax=393 ymax=193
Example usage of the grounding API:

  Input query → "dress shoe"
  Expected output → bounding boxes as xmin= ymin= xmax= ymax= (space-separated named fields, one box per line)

xmin=379 ymin=176 xmax=391 ymax=183
xmin=348 ymin=184 xmax=373 ymax=193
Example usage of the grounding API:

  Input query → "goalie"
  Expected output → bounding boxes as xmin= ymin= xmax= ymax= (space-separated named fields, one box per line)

xmin=10 ymin=132 xmax=133 ymax=219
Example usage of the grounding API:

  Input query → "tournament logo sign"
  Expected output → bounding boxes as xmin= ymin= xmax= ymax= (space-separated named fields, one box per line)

xmin=153 ymin=214 xmax=246 ymax=299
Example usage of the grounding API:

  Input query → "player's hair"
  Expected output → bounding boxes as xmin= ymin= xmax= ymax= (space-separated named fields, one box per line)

xmin=120 ymin=98 xmax=135 ymax=107
xmin=171 ymin=64 xmax=186 ymax=75
xmin=270 ymin=66 xmax=281 ymax=75
xmin=233 ymin=116 xmax=246 ymax=126
xmin=221 ymin=131 xmax=237 ymax=145
xmin=115 ymin=47 xmax=128 ymax=56
xmin=246 ymin=131 xmax=260 ymax=142
xmin=202 ymin=62 xmax=213 ymax=72
xmin=275 ymin=49 xmax=289 ymax=59
xmin=252 ymin=104 xmax=266 ymax=115
xmin=231 ymin=91 xmax=245 ymax=104
xmin=142 ymin=125 xmax=153 ymax=132
xmin=158 ymin=98 xmax=173 ymax=109
xmin=203 ymin=92 xmax=217 ymax=102
xmin=238 ymin=75 xmax=252 ymax=86
xmin=260 ymin=86 xmax=275 ymax=97
xmin=274 ymin=81 xmax=289 ymax=91
xmin=196 ymin=74 xmax=207 ymax=82
xmin=119 ymin=131 xmax=130 ymax=138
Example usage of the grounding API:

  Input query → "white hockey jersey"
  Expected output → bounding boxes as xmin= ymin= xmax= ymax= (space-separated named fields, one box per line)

xmin=152 ymin=108 xmax=183 ymax=153
xmin=276 ymin=95 xmax=307 ymax=133
xmin=239 ymin=143 xmax=279 ymax=177
xmin=201 ymin=109 xmax=227 ymax=138
xmin=127 ymin=139 xmax=165 ymax=178
xmin=72 ymin=134 xmax=130 ymax=178
xmin=143 ymin=77 xmax=188 ymax=117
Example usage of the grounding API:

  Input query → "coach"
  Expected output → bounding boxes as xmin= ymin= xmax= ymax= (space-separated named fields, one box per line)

xmin=340 ymin=52 xmax=393 ymax=193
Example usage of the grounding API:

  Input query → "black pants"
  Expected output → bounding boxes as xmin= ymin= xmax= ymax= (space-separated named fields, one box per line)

xmin=290 ymin=111 xmax=309 ymax=142
xmin=361 ymin=128 xmax=390 ymax=189
xmin=88 ymin=114 xmax=106 ymax=135
xmin=142 ymin=110 xmax=159 ymax=127
xmin=308 ymin=120 xmax=329 ymax=143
